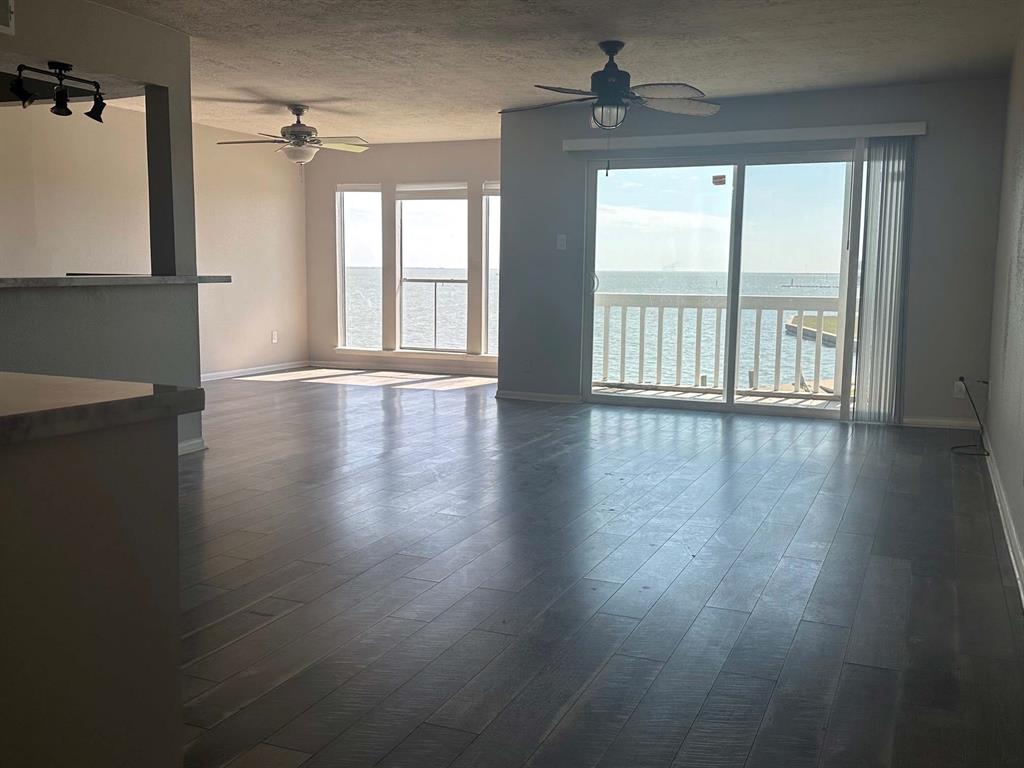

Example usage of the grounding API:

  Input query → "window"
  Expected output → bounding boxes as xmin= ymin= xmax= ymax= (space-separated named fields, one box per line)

xmin=336 ymin=185 xmax=382 ymax=349
xmin=334 ymin=180 xmax=500 ymax=358
xmin=484 ymin=182 xmax=500 ymax=354
xmin=397 ymin=183 xmax=468 ymax=352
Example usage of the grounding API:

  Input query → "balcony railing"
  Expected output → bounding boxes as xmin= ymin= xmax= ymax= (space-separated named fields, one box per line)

xmin=593 ymin=293 xmax=843 ymax=402
xmin=400 ymin=277 xmax=468 ymax=352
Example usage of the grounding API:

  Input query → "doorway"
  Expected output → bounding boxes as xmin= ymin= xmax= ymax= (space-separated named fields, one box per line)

xmin=584 ymin=150 xmax=863 ymax=419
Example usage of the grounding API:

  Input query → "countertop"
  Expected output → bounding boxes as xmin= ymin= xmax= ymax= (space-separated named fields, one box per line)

xmin=0 ymin=372 xmax=205 ymax=445
xmin=0 ymin=275 xmax=231 ymax=288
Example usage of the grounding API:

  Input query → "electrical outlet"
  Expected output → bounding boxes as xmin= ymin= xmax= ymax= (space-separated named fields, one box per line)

xmin=556 ymin=234 xmax=567 ymax=251
xmin=953 ymin=379 xmax=966 ymax=399
xmin=271 ymin=330 xmax=279 ymax=344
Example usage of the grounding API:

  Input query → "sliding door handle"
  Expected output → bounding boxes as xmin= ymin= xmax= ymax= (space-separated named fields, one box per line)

xmin=591 ymin=273 xmax=600 ymax=293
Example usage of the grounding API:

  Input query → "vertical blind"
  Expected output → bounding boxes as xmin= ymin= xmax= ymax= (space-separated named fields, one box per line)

xmin=854 ymin=136 xmax=914 ymax=424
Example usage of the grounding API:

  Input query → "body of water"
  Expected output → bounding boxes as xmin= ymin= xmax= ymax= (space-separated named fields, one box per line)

xmin=342 ymin=268 xmax=843 ymax=393
xmin=343 ymin=267 xmax=500 ymax=353
xmin=594 ymin=271 xmax=842 ymax=391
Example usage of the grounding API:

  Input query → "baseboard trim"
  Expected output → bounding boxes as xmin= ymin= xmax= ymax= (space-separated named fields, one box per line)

xmin=986 ymin=450 xmax=1024 ymax=608
xmin=315 ymin=352 xmax=497 ymax=378
xmin=902 ymin=416 xmax=980 ymax=429
xmin=201 ymin=361 xmax=310 ymax=382
xmin=178 ymin=437 xmax=207 ymax=456
xmin=495 ymin=389 xmax=583 ymax=404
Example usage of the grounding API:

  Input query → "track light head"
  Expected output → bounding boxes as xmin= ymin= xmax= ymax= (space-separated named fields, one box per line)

xmin=50 ymin=85 xmax=72 ymax=117
xmin=85 ymin=90 xmax=106 ymax=123
xmin=10 ymin=76 xmax=37 ymax=108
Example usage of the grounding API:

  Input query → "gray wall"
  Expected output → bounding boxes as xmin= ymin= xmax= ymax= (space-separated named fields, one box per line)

xmin=988 ymin=33 xmax=1024 ymax=572
xmin=498 ymin=78 xmax=1007 ymax=425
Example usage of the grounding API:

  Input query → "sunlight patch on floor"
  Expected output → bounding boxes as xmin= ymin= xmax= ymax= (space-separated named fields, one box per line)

xmin=237 ymin=368 xmax=495 ymax=390
xmin=238 ymin=368 xmax=365 ymax=382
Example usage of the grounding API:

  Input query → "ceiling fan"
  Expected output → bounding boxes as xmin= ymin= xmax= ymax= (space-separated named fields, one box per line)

xmin=501 ymin=40 xmax=719 ymax=130
xmin=217 ymin=104 xmax=369 ymax=165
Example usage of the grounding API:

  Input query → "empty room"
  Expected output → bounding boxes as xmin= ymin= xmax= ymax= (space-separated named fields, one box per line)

xmin=2 ymin=0 xmax=1023 ymax=766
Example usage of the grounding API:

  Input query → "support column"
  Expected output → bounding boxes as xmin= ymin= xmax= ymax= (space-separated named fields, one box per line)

xmin=144 ymin=84 xmax=197 ymax=276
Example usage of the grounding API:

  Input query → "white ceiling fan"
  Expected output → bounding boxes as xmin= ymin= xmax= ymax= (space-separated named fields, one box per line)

xmin=217 ymin=104 xmax=369 ymax=165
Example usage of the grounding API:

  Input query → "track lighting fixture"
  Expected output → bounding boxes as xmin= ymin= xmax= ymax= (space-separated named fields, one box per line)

xmin=9 ymin=75 xmax=36 ymax=108
xmin=9 ymin=61 xmax=105 ymax=123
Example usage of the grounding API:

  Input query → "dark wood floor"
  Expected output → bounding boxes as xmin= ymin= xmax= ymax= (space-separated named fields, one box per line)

xmin=179 ymin=369 xmax=1024 ymax=768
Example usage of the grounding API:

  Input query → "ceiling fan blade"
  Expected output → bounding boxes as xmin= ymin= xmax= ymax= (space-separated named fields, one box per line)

xmin=316 ymin=136 xmax=368 ymax=144
xmin=535 ymin=85 xmax=595 ymax=96
xmin=500 ymin=96 xmax=596 ymax=114
xmin=638 ymin=98 xmax=720 ymax=117
xmin=631 ymin=82 xmax=706 ymax=99
xmin=217 ymin=139 xmax=287 ymax=145
xmin=318 ymin=143 xmax=371 ymax=153
xmin=258 ymin=132 xmax=283 ymax=139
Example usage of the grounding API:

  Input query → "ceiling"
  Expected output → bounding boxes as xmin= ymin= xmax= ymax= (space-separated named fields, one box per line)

xmin=96 ymin=0 xmax=1021 ymax=143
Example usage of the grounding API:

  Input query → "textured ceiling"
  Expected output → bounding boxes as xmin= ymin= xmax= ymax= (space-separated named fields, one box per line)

xmin=96 ymin=0 xmax=1020 ymax=143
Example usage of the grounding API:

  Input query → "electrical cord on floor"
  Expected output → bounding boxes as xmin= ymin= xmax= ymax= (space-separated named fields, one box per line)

xmin=951 ymin=376 xmax=989 ymax=456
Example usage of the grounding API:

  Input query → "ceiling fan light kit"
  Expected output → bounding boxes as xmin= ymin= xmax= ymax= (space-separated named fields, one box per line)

xmin=501 ymin=40 xmax=720 ymax=131
xmin=590 ymin=40 xmax=630 ymax=130
xmin=216 ymin=103 xmax=370 ymax=165
xmin=280 ymin=143 xmax=320 ymax=165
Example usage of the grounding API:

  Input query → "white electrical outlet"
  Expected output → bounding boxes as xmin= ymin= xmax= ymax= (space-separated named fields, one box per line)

xmin=953 ymin=379 xmax=966 ymax=399
xmin=271 ymin=330 xmax=279 ymax=344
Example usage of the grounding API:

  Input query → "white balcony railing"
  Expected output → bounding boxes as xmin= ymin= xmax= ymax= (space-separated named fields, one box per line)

xmin=593 ymin=293 xmax=843 ymax=401
xmin=400 ymin=277 xmax=468 ymax=352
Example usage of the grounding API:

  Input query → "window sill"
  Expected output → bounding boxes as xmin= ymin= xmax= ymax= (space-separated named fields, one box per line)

xmin=321 ymin=348 xmax=498 ymax=377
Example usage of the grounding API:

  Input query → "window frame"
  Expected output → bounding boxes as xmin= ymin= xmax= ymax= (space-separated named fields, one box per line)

xmin=335 ymin=179 xmax=499 ymax=361
xmin=336 ymin=183 xmax=384 ymax=351
xmin=483 ymin=182 xmax=501 ymax=355
xmin=396 ymin=184 xmax=470 ymax=353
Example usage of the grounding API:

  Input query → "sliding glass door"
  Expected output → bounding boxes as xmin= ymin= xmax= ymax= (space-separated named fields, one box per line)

xmin=585 ymin=149 xmax=863 ymax=418
xmin=591 ymin=164 xmax=735 ymax=403
xmin=735 ymin=160 xmax=850 ymax=411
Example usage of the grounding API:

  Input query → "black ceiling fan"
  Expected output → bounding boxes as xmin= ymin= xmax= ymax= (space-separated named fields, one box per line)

xmin=501 ymin=40 xmax=719 ymax=130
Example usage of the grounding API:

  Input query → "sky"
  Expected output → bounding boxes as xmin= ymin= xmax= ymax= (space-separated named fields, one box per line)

xmin=596 ymin=162 xmax=848 ymax=273
xmin=340 ymin=161 xmax=847 ymax=274
xmin=341 ymin=192 xmax=499 ymax=272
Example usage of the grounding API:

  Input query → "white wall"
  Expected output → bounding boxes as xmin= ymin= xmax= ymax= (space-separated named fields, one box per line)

xmin=303 ymin=140 xmax=499 ymax=364
xmin=193 ymin=123 xmax=308 ymax=375
xmin=498 ymin=78 xmax=1008 ymax=425
xmin=0 ymin=104 xmax=151 ymax=276
xmin=988 ymin=32 xmax=1024 ymax=577
xmin=0 ymin=105 xmax=309 ymax=375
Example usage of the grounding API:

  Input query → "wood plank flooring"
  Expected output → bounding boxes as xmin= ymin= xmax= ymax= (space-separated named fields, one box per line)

xmin=178 ymin=370 xmax=1024 ymax=767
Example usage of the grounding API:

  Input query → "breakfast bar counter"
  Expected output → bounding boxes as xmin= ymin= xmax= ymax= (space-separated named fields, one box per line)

xmin=0 ymin=371 xmax=203 ymax=767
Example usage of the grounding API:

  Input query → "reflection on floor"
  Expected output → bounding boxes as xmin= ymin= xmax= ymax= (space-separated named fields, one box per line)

xmin=179 ymin=370 xmax=1023 ymax=767
xmin=593 ymin=383 xmax=841 ymax=410
xmin=240 ymin=367 xmax=496 ymax=391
